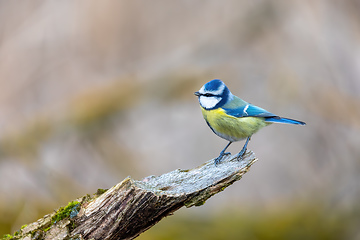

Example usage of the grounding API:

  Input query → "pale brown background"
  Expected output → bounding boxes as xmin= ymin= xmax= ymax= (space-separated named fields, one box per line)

xmin=0 ymin=1 xmax=359 ymax=238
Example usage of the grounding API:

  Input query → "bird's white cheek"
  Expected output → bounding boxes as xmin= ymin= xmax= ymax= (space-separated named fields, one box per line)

xmin=199 ymin=96 xmax=221 ymax=109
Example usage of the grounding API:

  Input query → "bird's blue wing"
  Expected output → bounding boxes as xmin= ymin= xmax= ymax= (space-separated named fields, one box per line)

xmin=223 ymin=104 xmax=277 ymax=118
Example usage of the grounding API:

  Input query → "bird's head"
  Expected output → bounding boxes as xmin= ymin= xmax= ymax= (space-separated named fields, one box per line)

xmin=194 ymin=79 xmax=232 ymax=110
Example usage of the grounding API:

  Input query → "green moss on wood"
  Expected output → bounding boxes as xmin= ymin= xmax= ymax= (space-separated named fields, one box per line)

xmin=51 ymin=201 xmax=81 ymax=225
xmin=1 ymin=234 xmax=16 ymax=240
xmin=95 ymin=188 xmax=108 ymax=196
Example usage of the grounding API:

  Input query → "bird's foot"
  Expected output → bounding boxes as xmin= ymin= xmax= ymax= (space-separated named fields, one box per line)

xmin=236 ymin=136 xmax=250 ymax=161
xmin=214 ymin=152 xmax=231 ymax=166
xmin=235 ymin=148 xmax=247 ymax=161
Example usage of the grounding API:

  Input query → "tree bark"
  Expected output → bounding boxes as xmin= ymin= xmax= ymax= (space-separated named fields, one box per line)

xmin=7 ymin=151 xmax=257 ymax=240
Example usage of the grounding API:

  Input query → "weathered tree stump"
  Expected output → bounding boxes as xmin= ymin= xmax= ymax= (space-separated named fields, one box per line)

xmin=5 ymin=151 xmax=257 ymax=240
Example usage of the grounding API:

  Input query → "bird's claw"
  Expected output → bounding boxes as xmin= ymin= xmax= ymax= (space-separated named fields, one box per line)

xmin=214 ymin=152 xmax=231 ymax=166
xmin=235 ymin=149 xmax=247 ymax=161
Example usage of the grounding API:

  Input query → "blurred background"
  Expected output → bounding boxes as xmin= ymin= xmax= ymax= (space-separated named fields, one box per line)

xmin=0 ymin=1 xmax=359 ymax=239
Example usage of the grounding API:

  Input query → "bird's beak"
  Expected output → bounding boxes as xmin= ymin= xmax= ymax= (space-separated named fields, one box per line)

xmin=194 ymin=91 xmax=200 ymax=97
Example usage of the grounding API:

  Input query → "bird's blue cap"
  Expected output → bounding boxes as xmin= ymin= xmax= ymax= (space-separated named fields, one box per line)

xmin=204 ymin=79 xmax=224 ymax=91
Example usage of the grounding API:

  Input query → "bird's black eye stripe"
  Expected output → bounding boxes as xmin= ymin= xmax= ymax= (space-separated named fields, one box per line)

xmin=203 ymin=93 xmax=215 ymax=97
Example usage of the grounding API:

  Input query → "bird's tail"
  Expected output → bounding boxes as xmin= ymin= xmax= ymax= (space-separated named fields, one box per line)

xmin=265 ymin=117 xmax=306 ymax=125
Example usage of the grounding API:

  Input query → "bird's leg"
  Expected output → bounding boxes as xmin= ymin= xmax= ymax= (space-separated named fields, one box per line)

xmin=236 ymin=136 xmax=251 ymax=160
xmin=214 ymin=142 xmax=232 ymax=165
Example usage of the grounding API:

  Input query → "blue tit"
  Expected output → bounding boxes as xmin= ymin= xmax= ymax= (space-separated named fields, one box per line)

xmin=194 ymin=79 xmax=306 ymax=165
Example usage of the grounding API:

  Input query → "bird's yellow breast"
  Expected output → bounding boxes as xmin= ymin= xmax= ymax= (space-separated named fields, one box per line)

xmin=200 ymin=107 xmax=269 ymax=142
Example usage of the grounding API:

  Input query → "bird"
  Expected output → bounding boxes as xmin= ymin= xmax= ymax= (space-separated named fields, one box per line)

xmin=194 ymin=79 xmax=306 ymax=165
